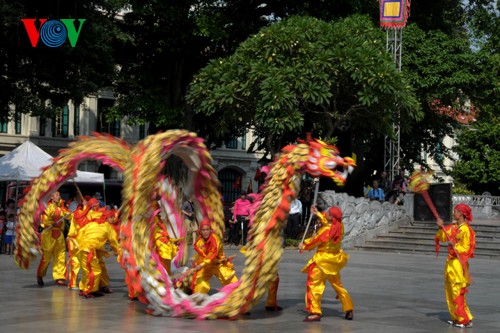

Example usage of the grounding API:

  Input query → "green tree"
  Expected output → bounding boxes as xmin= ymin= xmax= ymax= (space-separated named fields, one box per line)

xmin=400 ymin=23 xmax=482 ymax=172
xmin=450 ymin=1 xmax=499 ymax=194
xmin=187 ymin=15 xmax=422 ymax=156
xmin=451 ymin=118 xmax=500 ymax=195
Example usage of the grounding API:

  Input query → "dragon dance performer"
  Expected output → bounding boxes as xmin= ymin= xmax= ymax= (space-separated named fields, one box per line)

xmin=299 ymin=205 xmax=354 ymax=322
xmin=77 ymin=199 xmax=121 ymax=298
xmin=240 ymin=192 xmax=282 ymax=312
xmin=36 ymin=191 xmax=72 ymax=287
xmin=153 ymin=213 xmax=181 ymax=276
xmin=66 ymin=195 xmax=92 ymax=290
xmin=190 ymin=219 xmax=238 ymax=294
xmin=435 ymin=203 xmax=476 ymax=328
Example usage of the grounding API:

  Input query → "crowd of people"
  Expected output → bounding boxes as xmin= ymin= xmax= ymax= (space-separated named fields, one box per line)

xmin=222 ymin=179 xmax=315 ymax=246
xmin=0 ymin=199 xmax=19 ymax=255
xmin=364 ymin=170 xmax=409 ymax=205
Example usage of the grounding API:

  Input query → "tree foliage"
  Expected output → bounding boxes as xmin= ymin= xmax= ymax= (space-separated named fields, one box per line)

xmin=451 ymin=118 xmax=500 ymax=195
xmin=450 ymin=1 xmax=499 ymax=194
xmin=187 ymin=15 xmax=422 ymax=155
xmin=400 ymin=23 xmax=483 ymax=172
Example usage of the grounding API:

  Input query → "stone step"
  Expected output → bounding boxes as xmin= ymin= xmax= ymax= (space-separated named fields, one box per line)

xmin=390 ymin=229 xmax=500 ymax=239
xmin=411 ymin=221 xmax=500 ymax=231
xmin=355 ymin=244 xmax=500 ymax=259
xmin=380 ymin=233 xmax=498 ymax=243
xmin=365 ymin=238 xmax=500 ymax=251
xmin=354 ymin=219 xmax=500 ymax=259
xmin=387 ymin=231 xmax=499 ymax=240
xmin=399 ymin=223 xmax=500 ymax=235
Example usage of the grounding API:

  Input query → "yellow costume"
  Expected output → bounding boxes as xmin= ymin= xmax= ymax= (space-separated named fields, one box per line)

xmin=301 ymin=208 xmax=353 ymax=319
xmin=37 ymin=195 xmax=71 ymax=284
xmin=435 ymin=203 xmax=476 ymax=327
xmin=77 ymin=206 xmax=120 ymax=297
xmin=191 ymin=225 xmax=237 ymax=294
xmin=66 ymin=205 xmax=89 ymax=290
xmin=153 ymin=217 xmax=179 ymax=275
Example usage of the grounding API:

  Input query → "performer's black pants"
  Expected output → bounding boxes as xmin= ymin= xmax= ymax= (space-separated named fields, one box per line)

xmin=286 ymin=213 xmax=300 ymax=239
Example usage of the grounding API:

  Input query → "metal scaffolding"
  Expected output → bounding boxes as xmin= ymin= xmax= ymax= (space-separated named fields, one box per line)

xmin=383 ymin=28 xmax=403 ymax=181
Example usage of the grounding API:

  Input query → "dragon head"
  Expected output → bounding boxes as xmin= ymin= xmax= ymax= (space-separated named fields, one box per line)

xmin=304 ymin=139 xmax=356 ymax=186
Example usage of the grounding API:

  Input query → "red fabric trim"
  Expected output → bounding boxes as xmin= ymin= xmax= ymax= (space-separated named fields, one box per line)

xmin=304 ymin=263 xmax=317 ymax=313
xmin=86 ymin=251 xmax=95 ymax=294
xmin=453 ymin=287 xmax=470 ymax=323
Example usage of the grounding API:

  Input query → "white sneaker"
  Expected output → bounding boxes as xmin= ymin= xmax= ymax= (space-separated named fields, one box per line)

xmin=446 ymin=320 xmax=455 ymax=325
xmin=453 ymin=321 xmax=473 ymax=328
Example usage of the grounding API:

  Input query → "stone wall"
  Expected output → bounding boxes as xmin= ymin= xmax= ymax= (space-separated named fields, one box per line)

xmin=318 ymin=190 xmax=410 ymax=249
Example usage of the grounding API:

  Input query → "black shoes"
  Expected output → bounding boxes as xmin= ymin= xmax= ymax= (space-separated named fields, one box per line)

xmin=37 ymin=276 xmax=44 ymax=287
xmin=265 ymin=306 xmax=283 ymax=312
xmin=100 ymin=286 xmax=113 ymax=294
xmin=345 ymin=310 xmax=354 ymax=320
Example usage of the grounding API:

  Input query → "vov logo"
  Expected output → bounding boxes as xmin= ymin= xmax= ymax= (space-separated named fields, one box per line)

xmin=21 ymin=19 xmax=86 ymax=48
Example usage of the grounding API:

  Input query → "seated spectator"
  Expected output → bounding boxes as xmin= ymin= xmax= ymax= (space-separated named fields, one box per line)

xmin=387 ymin=170 xmax=408 ymax=205
xmin=366 ymin=180 xmax=385 ymax=202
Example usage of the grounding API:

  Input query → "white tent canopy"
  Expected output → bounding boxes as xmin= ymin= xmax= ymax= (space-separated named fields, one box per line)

xmin=0 ymin=140 xmax=104 ymax=183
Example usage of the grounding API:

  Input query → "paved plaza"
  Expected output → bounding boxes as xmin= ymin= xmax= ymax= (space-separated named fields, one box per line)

xmin=0 ymin=244 xmax=499 ymax=333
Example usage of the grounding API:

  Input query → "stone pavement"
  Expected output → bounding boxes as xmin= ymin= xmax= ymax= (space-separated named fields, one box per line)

xmin=0 ymin=246 xmax=499 ymax=333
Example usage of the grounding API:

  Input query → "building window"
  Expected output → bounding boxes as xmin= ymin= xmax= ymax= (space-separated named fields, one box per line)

xmin=225 ymin=135 xmax=238 ymax=149
xmin=241 ymin=130 xmax=246 ymax=150
xmin=52 ymin=106 xmax=69 ymax=137
xmin=15 ymin=111 xmax=21 ymax=134
xmin=0 ymin=116 xmax=8 ymax=133
xmin=218 ymin=168 xmax=242 ymax=204
xmin=225 ymin=128 xmax=246 ymax=149
xmin=74 ymin=105 xmax=80 ymax=136
xmin=97 ymin=98 xmax=120 ymax=137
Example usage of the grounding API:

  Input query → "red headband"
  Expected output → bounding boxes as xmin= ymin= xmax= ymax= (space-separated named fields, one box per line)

xmin=328 ymin=206 xmax=342 ymax=222
xmin=327 ymin=206 xmax=343 ymax=242
xmin=199 ymin=219 xmax=211 ymax=229
xmin=455 ymin=203 xmax=473 ymax=222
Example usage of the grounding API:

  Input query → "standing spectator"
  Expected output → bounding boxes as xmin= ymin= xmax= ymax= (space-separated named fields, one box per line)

xmin=387 ymin=170 xmax=408 ymax=205
xmin=377 ymin=170 xmax=391 ymax=195
xmin=93 ymin=192 xmax=105 ymax=208
xmin=299 ymin=180 xmax=313 ymax=225
xmin=4 ymin=213 xmax=16 ymax=255
xmin=5 ymin=199 xmax=17 ymax=217
xmin=286 ymin=198 xmax=302 ymax=239
xmin=182 ymin=197 xmax=197 ymax=243
xmin=0 ymin=211 xmax=5 ymax=253
xmin=68 ymin=193 xmax=82 ymax=212
xmin=232 ymin=191 xmax=251 ymax=245
xmin=366 ymin=180 xmax=385 ymax=202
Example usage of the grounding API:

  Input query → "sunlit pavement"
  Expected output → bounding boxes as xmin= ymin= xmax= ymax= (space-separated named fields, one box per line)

xmin=0 ymin=243 xmax=499 ymax=333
